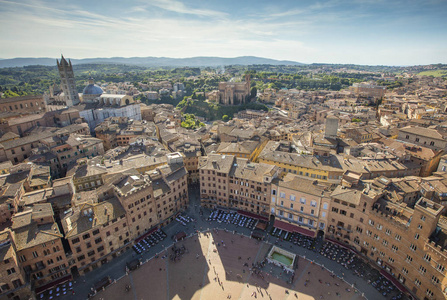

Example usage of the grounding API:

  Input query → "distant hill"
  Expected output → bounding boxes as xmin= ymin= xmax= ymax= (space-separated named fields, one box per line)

xmin=0 ymin=58 xmax=57 ymax=68
xmin=0 ymin=56 xmax=304 ymax=68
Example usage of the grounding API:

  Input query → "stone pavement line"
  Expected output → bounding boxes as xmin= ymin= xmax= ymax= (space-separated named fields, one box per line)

xmin=295 ymin=260 xmax=310 ymax=283
xmin=165 ymin=253 xmax=170 ymax=300
xmin=128 ymin=271 xmax=137 ymax=300
xmin=281 ymin=260 xmax=310 ymax=300
xmin=199 ymin=235 xmax=212 ymax=300
xmin=237 ymin=239 xmax=265 ymax=300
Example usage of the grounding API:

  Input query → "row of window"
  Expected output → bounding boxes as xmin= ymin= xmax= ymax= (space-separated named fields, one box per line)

xmin=273 ymin=191 xmax=322 ymax=208
xmin=331 ymin=207 xmax=354 ymax=218
xmin=18 ymin=247 xmax=59 ymax=262
xmin=278 ymin=201 xmax=320 ymax=216
xmin=233 ymin=190 xmax=264 ymax=200
xmin=128 ymin=195 xmax=151 ymax=209
xmin=77 ymin=245 xmax=104 ymax=262
xmin=42 ymin=246 xmax=60 ymax=256
xmin=282 ymin=167 xmax=329 ymax=180
xmin=404 ymin=135 xmax=436 ymax=146
xmin=72 ymin=225 xmax=125 ymax=245
xmin=77 ymin=180 xmax=102 ymax=191
xmin=365 ymin=228 xmax=447 ymax=296
xmin=277 ymin=210 xmax=320 ymax=227
xmin=2 ymin=101 xmax=42 ymax=111
xmin=0 ymin=279 xmax=22 ymax=292
xmin=333 ymin=199 xmax=358 ymax=208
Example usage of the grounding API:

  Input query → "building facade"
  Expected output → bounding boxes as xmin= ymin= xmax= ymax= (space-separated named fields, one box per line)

xmin=78 ymin=102 xmax=141 ymax=134
xmin=0 ymin=95 xmax=46 ymax=115
xmin=324 ymin=179 xmax=447 ymax=300
xmin=0 ymin=230 xmax=31 ymax=300
xmin=271 ymin=174 xmax=332 ymax=238
xmin=363 ymin=198 xmax=445 ymax=300
xmin=200 ymin=154 xmax=279 ymax=218
xmin=11 ymin=205 xmax=70 ymax=292
xmin=218 ymin=75 xmax=251 ymax=105
xmin=352 ymin=83 xmax=386 ymax=99
xmin=398 ymin=126 xmax=447 ymax=152
xmin=62 ymin=198 xmax=129 ymax=276
xmin=326 ymin=185 xmax=379 ymax=250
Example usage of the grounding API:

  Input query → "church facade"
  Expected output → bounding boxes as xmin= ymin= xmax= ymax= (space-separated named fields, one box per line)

xmin=218 ymin=75 xmax=251 ymax=105
xmin=52 ymin=55 xmax=141 ymax=133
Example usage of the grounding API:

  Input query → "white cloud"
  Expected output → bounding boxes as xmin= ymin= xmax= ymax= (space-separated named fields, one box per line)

xmin=147 ymin=0 xmax=227 ymax=18
xmin=129 ymin=5 xmax=147 ymax=13
xmin=267 ymin=9 xmax=305 ymax=18
xmin=0 ymin=0 xmax=445 ymax=65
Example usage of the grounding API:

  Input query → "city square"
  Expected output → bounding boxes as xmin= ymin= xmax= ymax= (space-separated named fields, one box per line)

xmin=92 ymin=230 xmax=364 ymax=300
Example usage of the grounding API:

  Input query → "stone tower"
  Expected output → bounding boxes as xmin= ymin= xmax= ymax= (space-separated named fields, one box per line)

xmin=324 ymin=116 xmax=339 ymax=138
xmin=245 ymin=74 xmax=251 ymax=89
xmin=57 ymin=55 xmax=80 ymax=107
xmin=245 ymin=74 xmax=251 ymax=101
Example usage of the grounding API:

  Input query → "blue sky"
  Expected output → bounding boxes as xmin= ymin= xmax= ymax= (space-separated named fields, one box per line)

xmin=0 ymin=0 xmax=446 ymax=65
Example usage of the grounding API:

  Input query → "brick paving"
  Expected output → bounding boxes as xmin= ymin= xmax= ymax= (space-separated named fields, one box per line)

xmin=92 ymin=230 xmax=364 ymax=300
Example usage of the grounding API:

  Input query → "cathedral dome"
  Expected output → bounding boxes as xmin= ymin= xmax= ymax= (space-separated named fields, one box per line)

xmin=83 ymin=78 xmax=103 ymax=95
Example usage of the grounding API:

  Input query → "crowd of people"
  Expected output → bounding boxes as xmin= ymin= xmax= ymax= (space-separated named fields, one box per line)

xmin=170 ymin=243 xmax=189 ymax=262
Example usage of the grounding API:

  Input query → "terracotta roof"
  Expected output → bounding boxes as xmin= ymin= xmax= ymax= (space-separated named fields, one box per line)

xmin=331 ymin=186 xmax=363 ymax=205
xmin=217 ymin=141 xmax=259 ymax=155
xmin=32 ymin=203 xmax=54 ymax=219
xmin=380 ymin=138 xmax=439 ymax=160
xmin=152 ymin=178 xmax=170 ymax=198
xmin=399 ymin=126 xmax=445 ymax=140
xmin=0 ymin=124 xmax=88 ymax=149
xmin=273 ymin=173 xmax=332 ymax=197
xmin=229 ymin=158 xmax=277 ymax=182
xmin=199 ymin=154 xmax=235 ymax=173
xmin=0 ymin=132 xmax=19 ymax=142
xmin=22 ymin=188 xmax=54 ymax=206
xmin=62 ymin=197 xmax=125 ymax=238
xmin=12 ymin=219 xmax=62 ymax=251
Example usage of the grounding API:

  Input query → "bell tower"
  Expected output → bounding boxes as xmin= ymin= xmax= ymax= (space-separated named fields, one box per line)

xmin=57 ymin=55 xmax=80 ymax=107
xmin=245 ymin=74 xmax=251 ymax=102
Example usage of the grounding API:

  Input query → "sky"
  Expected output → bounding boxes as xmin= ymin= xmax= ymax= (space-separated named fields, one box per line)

xmin=0 ymin=0 xmax=446 ymax=65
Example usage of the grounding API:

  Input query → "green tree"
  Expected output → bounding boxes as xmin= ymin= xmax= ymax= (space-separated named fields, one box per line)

xmin=250 ymin=87 xmax=257 ymax=99
xmin=222 ymin=115 xmax=229 ymax=122
xmin=268 ymin=83 xmax=278 ymax=90
xmin=3 ymin=90 xmax=20 ymax=98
